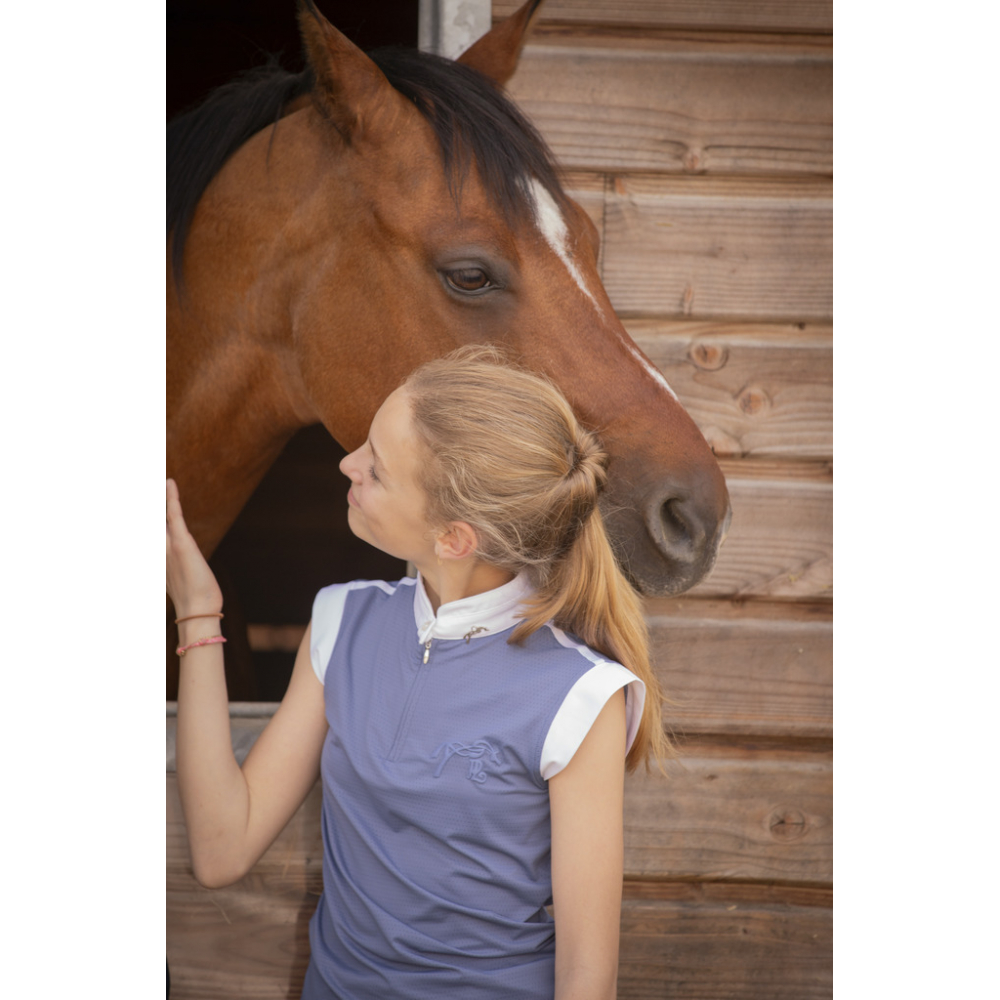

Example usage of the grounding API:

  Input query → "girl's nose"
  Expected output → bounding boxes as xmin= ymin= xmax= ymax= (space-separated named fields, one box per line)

xmin=339 ymin=448 xmax=362 ymax=482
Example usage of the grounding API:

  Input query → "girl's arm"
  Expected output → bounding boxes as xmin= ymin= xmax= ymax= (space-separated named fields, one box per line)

xmin=168 ymin=479 xmax=329 ymax=888
xmin=548 ymin=688 xmax=627 ymax=1000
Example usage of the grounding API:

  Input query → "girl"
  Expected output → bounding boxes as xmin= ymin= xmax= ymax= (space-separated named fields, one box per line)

xmin=167 ymin=345 xmax=670 ymax=1000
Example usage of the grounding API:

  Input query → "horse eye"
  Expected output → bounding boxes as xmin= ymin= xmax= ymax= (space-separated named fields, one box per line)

xmin=444 ymin=268 xmax=491 ymax=293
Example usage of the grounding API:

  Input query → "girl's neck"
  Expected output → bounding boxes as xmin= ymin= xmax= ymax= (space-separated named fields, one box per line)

xmin=419 ymin=559 xmax=516 ymax=615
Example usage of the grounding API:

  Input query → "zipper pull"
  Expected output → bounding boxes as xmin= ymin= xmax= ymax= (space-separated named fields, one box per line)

xmin=423 ymin=640 xmax=432 ymax=664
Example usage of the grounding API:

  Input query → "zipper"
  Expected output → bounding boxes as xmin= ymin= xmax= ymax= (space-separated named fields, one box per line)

xmin=387 ymin=639 xmax=432 ymax=761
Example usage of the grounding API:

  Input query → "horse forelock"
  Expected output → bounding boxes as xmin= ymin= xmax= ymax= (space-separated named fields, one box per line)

xmin=369 ymin=47 xmax=568 ymax=225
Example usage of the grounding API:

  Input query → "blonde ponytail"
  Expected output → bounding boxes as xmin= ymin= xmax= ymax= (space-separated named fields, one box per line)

xmin=404 ymin=345 xmax=673 ymax=772
xmin=513 ymin=510 xmax=674 ymax=772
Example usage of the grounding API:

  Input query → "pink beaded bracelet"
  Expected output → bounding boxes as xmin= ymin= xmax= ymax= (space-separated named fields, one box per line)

xmin=176 ymin=635 xmax=227 ymax=657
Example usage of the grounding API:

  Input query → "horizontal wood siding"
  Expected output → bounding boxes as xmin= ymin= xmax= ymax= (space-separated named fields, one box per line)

xmin=627 ymin=321 xmax=832 ymax=460
xmin=567 ymin=175 xmax=832 ymax=320
xmin=624 ymin=745 xmax=832 ymax=882
xmin=506 ymin=34 xmax=832 ymax=176
xmin=619 ymin=883 xmax=832 ymax=1000
xmin=493 ymin=1 xmax=834 ymax=34
xmin=695 ymin=462 xmax=831 ymax=599
xmin=648 ymin=598 xmax=832 ymax=738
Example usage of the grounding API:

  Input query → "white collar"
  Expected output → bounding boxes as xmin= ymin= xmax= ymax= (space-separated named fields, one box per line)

xmin=412 ymin=571 xmax=534 ymax=645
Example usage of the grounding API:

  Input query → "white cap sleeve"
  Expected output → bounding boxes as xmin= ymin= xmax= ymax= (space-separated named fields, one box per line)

xmin=539 ymin=662 xmax=646 ymax=780
xmin=310 ymin=583 xmax=354 ymax=684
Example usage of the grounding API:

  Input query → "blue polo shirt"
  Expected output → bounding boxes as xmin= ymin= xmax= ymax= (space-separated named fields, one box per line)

xmin=303 ymin=574 xmax=643 ymax=999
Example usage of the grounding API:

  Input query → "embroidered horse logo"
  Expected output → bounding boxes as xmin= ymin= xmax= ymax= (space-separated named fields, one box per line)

xmin=432 ymin=740 xmax=504 ymax=784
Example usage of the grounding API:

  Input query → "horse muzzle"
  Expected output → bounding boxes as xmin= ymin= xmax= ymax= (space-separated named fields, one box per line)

xmin=603 ymin=477 xmax=732 ymax=597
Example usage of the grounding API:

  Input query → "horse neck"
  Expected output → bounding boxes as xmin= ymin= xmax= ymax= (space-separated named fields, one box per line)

xmin=167 ymin=110 xmax=347 ymax=556
xmin=166 ymin=309 xmax=316 ymax=555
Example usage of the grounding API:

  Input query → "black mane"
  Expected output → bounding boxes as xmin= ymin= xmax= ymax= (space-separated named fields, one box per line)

xmin=167 ymin=46 xmax=566 ymax=281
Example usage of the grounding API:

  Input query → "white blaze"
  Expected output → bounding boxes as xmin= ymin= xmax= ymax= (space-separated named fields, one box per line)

xmin=527 ymin=178 xmax=679 ymax=402
xmin=625 ymin=342 xmax=678 ymax=401
xmin=528 ymin=178 xmax=604 ymax=318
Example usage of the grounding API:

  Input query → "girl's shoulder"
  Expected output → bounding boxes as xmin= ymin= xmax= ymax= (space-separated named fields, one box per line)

xmin=310 ymin=578 xmax=415 ymax=683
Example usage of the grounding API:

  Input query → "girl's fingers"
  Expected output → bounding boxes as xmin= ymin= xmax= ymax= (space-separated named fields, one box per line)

xmin=166 ymin=478 xmax=188 ymax=532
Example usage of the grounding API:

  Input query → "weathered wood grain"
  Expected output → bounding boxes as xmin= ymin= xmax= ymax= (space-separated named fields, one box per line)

xmin=627 ymin=320 xmax=832 ymax=459
xmin=567 ymin=175 xmax=832 ymax=321
xmin=686 ymin=460 xmax=832 ymax=599
xmin=618 ymin=883 xmax=832 ymax=1000
xmin=646 ymin=597 xmax=832 ymax=738
xmin=505 ymin=33 xmax=831 ymax=176
xmin=167 ymin=879 xmax=833 ymax=1000
xmin=495 ymin=0 xmax=834 ymax=34
xmin=167 ymin=769 xmax=321 ymax=1000
xmin=625 ymin=744 xmax=831 ymax=882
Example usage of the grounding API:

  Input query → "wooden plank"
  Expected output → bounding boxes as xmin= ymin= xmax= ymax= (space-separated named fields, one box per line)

xmin=567 ymin=175 xmax=832 ymax=321
xmin=625 ymin=743 xmax=832 ymax=883
xmin=618 ymin=883 xmax=832 ymax=1000
xmin=645 ymin=598 xmax=832 ymax=738
xmin=626 ymin=320 xmax=832 ymax=460
xmin=689 ymin=460 xmax=832 ymax=600
xmin=167 ymin=774 xmax=322 ymax=999
xmin=495 ymin=0 xmax=834 ymax=34
xmin=506 ymin=34 xmax=831 ymax=176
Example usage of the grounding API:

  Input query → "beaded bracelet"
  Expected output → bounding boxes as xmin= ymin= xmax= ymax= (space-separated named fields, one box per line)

xmin=176 ymin=635 xmax=227 ymax=657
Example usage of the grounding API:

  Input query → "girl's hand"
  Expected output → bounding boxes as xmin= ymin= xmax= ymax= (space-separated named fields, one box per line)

xmin=166 ymin=479 xmax=223 ymax=618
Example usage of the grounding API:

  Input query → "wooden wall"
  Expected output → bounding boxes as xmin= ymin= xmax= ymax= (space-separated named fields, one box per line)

xmin=167 ymin=2 xmax=832 ymax=997
xmin=495 ymin=2 xmax=834 ymax=995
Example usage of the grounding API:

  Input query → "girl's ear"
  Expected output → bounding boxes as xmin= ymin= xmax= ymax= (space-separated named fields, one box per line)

xmin=435 ymin=522 xmax=479 ymax=561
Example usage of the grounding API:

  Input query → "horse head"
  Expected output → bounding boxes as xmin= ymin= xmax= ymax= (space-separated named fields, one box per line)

xmin=167 ymin=0 xmax=731 ymax=596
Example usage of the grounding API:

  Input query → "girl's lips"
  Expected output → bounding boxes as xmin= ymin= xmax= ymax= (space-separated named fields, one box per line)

xmin=347 ymin=488 xmax=358 ymax=508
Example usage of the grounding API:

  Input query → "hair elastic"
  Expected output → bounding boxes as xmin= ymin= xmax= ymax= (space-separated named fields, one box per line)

xmin=176 ymin=635 xmax=227 ymax=657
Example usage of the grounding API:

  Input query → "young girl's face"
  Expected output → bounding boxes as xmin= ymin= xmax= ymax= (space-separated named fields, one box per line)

xmin=339 ymin=388 xmax=436 ymax=565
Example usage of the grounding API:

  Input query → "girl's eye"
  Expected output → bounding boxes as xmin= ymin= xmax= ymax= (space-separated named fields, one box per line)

xmin=368 ymin=465 xmax=380 ymax=483
xmin=444 ymin=268 xmax=492 ymax=294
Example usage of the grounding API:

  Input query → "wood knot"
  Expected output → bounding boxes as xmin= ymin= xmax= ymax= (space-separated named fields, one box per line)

xmin=768 ymin=808 xmax=807 ymax=841
xmin=738 ymin=385 xmax=769 ymax=415
xmin=690 ymin=342 xmax=729 ymax=371
xmin=683 ymin=147 xmax=704 ymax=172
xmin=703 ymin=427 xmax=742 ymax=458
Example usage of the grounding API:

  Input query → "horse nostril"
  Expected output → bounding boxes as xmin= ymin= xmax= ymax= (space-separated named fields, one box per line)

xmin=659 ymin=498 xmax=690 ymax=550
xmin=647 ymin=492 xmax=711 ymax=569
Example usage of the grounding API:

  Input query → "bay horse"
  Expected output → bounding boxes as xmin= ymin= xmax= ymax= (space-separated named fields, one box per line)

xmin=167 ymin=0 xmax=730 ymax=692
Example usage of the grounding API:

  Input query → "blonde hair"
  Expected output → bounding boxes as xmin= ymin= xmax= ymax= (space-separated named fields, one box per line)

xmin=403 ymin=345 xmax=673 ymax=772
